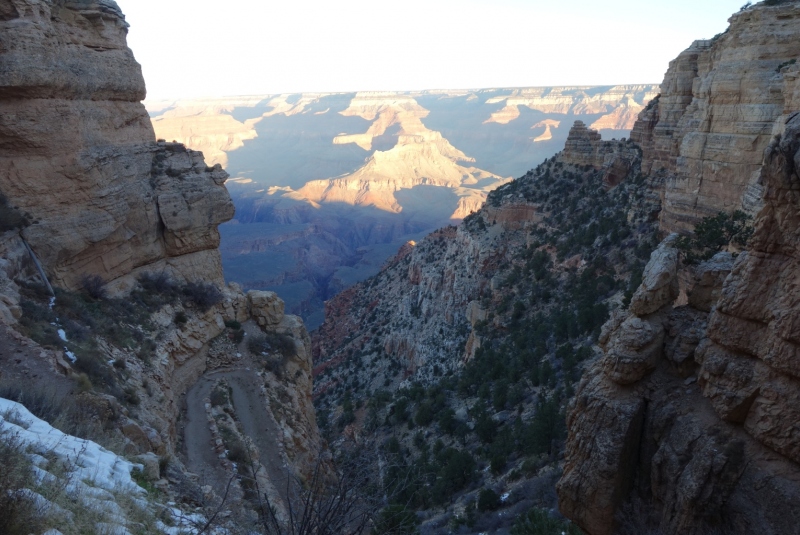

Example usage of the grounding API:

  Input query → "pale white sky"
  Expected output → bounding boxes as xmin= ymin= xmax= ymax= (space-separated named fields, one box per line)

xmin=122 ymin=0 xmax=747 ymax=100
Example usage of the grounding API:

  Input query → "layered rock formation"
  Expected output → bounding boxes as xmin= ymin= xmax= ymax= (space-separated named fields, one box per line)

xmin=148 ymin=86 xmax=660 ymax=326
xmin=0 ymin=0 xmax=323 ymax=524
xmin=558 ymin=3 xmax=800 ymax=533
xmin=634 ymin=4 xmax=800 ymax=232
xmin=561 ymin=121 xmax=641 ymax=188
xmin=0 ymin=0 xmax=233 ymax=291
xmin=483 ymin=85 xmax=659 ymax=127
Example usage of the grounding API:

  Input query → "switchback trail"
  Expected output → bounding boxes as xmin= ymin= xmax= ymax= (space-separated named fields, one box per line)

xmin=183 ymin=364 xmax=290 ymax=504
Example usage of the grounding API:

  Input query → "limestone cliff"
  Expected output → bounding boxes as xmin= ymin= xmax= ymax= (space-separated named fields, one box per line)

xmin=0 ymin=0 xmax=323 ymax=527
xmin=633 ymin=3 xmax=800 ymax=233
xmin=558 ymin=3 xmax=800 ymax=533
xmin=0 ymin=0 xmax=234 ymax=291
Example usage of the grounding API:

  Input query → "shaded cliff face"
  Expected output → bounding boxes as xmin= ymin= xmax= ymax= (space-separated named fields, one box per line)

xmin=633 ymin=3 xmax=800 ymax=234
xmin=0 ymin=1 xmax=324 ymax=529
xmin=559 ymin=3 xmax=800 ymax=534
xmin=0 ymin=0 xmax=234 ymax=291
xmin=700 ymin=113 xmax=800 ymax=464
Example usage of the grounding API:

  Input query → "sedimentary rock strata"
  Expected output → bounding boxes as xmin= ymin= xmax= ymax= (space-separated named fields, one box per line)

xmin=558 ymin=5 xmax=800 ymax=532
xmin=638 ymin=4 xmax=800 ymax=232
xmin=0 ymin=0 xmax=233 ymax=290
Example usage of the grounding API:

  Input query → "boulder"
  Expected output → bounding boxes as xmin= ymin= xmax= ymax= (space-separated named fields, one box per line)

xmin=248 ymin=290 xmax=285 ymax=327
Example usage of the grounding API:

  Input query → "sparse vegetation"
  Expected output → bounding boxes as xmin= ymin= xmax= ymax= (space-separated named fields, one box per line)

xmin=0 ymin=433 xmax=42 ymax=535
xmin=676 ymin=210 xmax=753 ymax=264
xmin=181 ymin=281 xmax=223 ymax=311
xmin=80 ymin=274 xmax=107 ymax=300
xmin=777 ymin=58 xmax=797 ymax=72
xmin=511 ymin=506 xmax=581 ymax=535
xmin=314 ymin=143 xmax=662 ymax=530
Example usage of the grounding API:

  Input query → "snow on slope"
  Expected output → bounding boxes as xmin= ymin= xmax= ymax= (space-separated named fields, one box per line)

xmin=0 ymin=398 xmax=211 ymax=535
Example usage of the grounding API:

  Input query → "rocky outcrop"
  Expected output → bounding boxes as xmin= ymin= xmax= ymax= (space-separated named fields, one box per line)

xmin=0 ymin=0 xmax=233 ymax=291
xmin=559 ymin=228 xmax=800 ymax=535
xmin=561 ymin=121 xmax=641 ymax=188
xmin=0 ymin=0 xmax=324 ymax=519
xmin=698 ymin=113 xmax=800 ymax=463
xmin=559 ymin=22 xmax=800 ymax=520
xmin=559 ymin=31 xmax=800 ymax=530
xmin=633 ymin=3 xmax=800 ymax=232
xmin=561 ymin=121 xmax=602 ymax=166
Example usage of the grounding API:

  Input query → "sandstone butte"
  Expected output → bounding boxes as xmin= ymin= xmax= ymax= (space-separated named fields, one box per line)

xmin=557 ymin=3 xmax=800 ymax=534
xmin=147 ymin=86 xmax=659 ymax=227
xmin=294 ymin=92 xmax=509 ymax=218
xmin=0 ymin=0 xmax=322 ymax=521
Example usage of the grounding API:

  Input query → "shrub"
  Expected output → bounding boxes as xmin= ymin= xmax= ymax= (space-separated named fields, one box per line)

xmin=511 ymin=507 xmax=581 ymax=535
xmin=138 ymin=271 xmax=179 ymax=296
xmin=0 ymin=433 xmax=44 ymax=535
xmin=248 ymin=334 xmax=269 ymax=355
xmin=0 ymin=194 xmax=29 ymax=232
xmin=227 ymin=440 xmax=248 ymax=463
xmin=210 ymin=385 xmax=228 ymax=407
xmin=676 ymin=210 xmax=753 ymax=264
xmin=231 ymin=329 xmax=245 ymax=344
xmin=173 ymin=311 xmax=187 ymax=325
xmin=415 ymin=401 xmax=435 ymax=426
xmin=477 ymin=488 xmax=501 ymax=512
xmin=80 ymin=274 xmax=106 ymax=300
xmin=373 ymin=504 xmax=417 ymax=535
xmin=182 ymin=281 xmax=223 ymax=311
xmin=777 ymin=58 xmax=797 ymax=72
xmin=247 ymin=332 xmax=295 ymax=358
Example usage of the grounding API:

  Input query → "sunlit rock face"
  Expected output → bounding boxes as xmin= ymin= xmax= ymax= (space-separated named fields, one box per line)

xmin=636 ymin=4 xmax=800 ymax=233
xmin=0 ymin=0 xmax=234 ymax=290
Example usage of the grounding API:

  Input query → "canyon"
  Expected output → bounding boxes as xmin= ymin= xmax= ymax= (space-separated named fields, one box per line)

xmin=310 ymin=1 xmax=800 ymax=534
xmin=3 ymin=0 xmax=800 ymax=534
xmin=148 ymin=85 xmax=658 ymax=327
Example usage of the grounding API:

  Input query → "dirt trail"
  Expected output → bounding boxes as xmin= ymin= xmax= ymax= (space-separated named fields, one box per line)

xmin=184 ymin=373 xmax=230 ymax=493
xmin=183 ymin=349 xmax=290 ymax=504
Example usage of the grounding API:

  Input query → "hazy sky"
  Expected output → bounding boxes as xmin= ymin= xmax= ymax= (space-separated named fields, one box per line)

xmin=123 ymin=0 xmax=746 ymax=100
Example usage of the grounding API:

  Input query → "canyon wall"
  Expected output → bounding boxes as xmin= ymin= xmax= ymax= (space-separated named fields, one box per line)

xmin=634 ymin=4 xmax=800 ymax=233
xmin=559 ymin=2 xmax=800 ymax=534
xmin=0 ymin=0 xmax=233 ymax=291
xmin=0 ymin=0 xmax=322 ymax=517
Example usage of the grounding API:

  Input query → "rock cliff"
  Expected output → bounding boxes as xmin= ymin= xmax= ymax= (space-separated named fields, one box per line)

xmin=311 ymin=114 xmax=662 ymax=530
xmin=0 ymin=0 xmax=323 ymax=529
xmin=634 ymin=3 xmax=800 ymax=233
xmin=0 ymin=0 xmax=234 ymax=291
xmin=558 ymin=3 xmax=800 ymax=534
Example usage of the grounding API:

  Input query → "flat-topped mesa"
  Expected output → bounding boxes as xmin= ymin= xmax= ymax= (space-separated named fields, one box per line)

xmin=0 ymin=0 xmax=234 ymax=291
xmin=630 ymin=2 xmax=800 ymax=233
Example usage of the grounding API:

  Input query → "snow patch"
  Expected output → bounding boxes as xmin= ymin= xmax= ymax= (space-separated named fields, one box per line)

xmin=0 ymin=398 xmax=217 ymax=534
xmin=0 ymin=398 xmax=144 ymax=495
